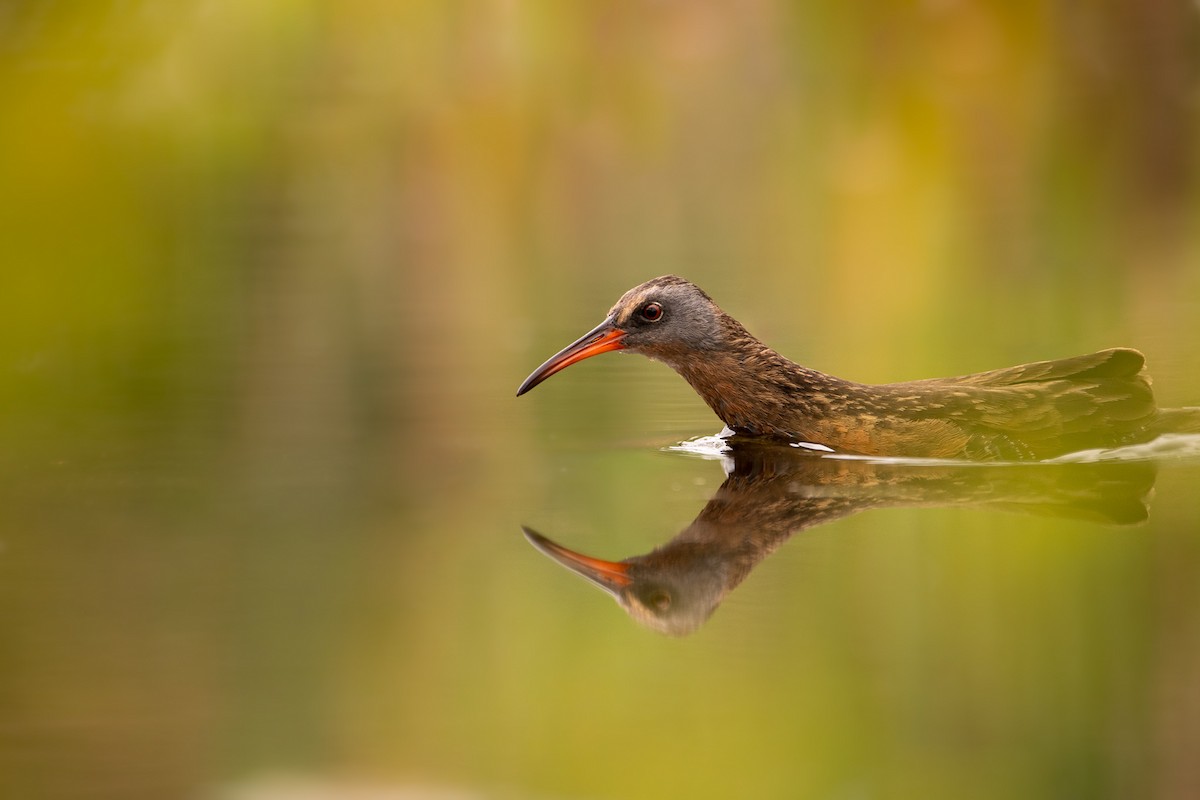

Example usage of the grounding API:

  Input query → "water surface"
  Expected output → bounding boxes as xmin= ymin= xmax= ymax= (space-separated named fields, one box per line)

xmin=5 ymin=389 xmax=1200 ymax=799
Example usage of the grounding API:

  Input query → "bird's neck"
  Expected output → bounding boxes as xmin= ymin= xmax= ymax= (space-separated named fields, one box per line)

xmin=663 ymin=321 xmax=854 ymax=440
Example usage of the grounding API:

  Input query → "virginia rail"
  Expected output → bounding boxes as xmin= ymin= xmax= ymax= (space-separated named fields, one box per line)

xmin=517 ymin=276 xmax=1199 ymax=459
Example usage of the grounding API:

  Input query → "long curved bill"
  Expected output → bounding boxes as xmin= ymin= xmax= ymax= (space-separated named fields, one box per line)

xmin=522 ymin=526 xmax=632 ymax=593
xmin=516 ymin=318 xmax=626 ymax=396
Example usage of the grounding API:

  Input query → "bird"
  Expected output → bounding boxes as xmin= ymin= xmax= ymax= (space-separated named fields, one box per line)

xmin=516 ymin=275 xmax=1200 ymax=460
xmin=524 ymin=440 xmax=1157 ymax=635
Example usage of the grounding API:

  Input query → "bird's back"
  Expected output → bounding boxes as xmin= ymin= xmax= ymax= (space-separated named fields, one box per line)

xmin=883 ymin=348 xmax=1155 ymax=459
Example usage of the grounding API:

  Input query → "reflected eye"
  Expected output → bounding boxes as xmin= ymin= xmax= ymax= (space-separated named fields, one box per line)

xmin=640 ymin=302 xmax=664 ymax=322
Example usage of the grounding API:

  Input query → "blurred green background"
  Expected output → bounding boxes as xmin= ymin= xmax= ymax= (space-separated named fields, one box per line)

xmin=2 ymin=2 xmax=1199 ymax=799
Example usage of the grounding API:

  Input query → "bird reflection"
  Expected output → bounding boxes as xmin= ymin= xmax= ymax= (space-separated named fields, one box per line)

xmin=524 ymin=441 xmax=1157 ymax=636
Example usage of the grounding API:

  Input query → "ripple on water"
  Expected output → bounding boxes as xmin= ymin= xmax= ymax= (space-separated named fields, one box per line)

xmin=666 ymin=431 xmax=1200 ymax=467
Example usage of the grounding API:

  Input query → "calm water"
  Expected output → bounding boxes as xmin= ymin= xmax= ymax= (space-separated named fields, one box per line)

xmin=6 ymin=3 xmax=1200 ymax=799
xmin=4 ymin=348 xmax=1200 ymax=799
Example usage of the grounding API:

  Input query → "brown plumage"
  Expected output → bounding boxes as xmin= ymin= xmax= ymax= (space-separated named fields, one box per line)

xmin=517 ymin=276 xmax=1199 ymax=460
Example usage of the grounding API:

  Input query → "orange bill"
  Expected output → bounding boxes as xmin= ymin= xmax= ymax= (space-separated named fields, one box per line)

xmin=522 ymin=527 xmax=632 ymax=592
xmin=516 ymin=319 xmax=626 ymax=396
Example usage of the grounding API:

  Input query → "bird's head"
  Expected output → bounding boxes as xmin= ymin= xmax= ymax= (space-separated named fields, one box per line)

xmin=516 ymin=276 xmax=724 ymax=396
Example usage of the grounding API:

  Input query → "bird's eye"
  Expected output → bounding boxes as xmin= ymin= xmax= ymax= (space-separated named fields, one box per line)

xmin=640 ymin=302 xmax=664 ymax=322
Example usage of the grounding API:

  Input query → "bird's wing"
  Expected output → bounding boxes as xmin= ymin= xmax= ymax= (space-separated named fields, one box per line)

xmin=891 ymin=349 xmax=1155 ymax=457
